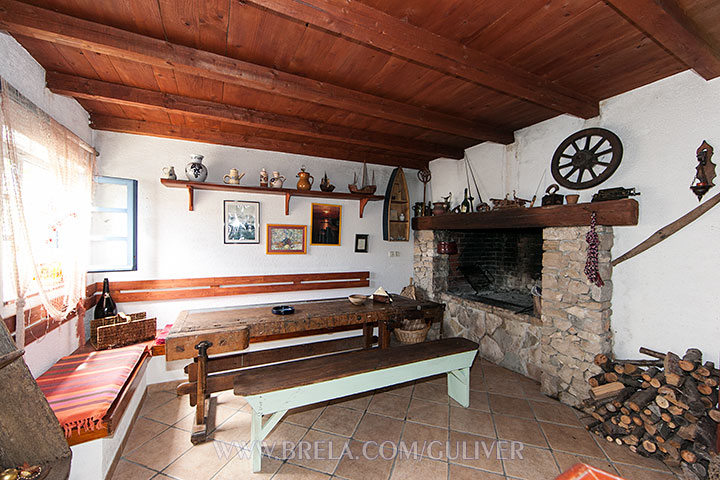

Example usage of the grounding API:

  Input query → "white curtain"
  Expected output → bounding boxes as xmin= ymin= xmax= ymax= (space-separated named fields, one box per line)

xmin=0 ymin=78 xmax=94 ymax=347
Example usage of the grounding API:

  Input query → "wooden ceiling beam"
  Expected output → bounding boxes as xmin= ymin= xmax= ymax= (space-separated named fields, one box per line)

xmin=0 ymin=0 xmax=513 ymax=144
xmin=246 ymin=0 xmax=599 ymax=119
xmin=90 ymin=115 xmax=431 ymax=170
xmin=46 ymin=72 xmax=464 ymax=159
xmin=604 ymin=0 xmax=720 ymax=79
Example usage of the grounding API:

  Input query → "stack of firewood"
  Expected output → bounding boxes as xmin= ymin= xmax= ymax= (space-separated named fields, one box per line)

xmin=581 ymin=347 xmax=720 ymax=480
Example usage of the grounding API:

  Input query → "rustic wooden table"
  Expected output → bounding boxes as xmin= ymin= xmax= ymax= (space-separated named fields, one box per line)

xmin=166 ymin=295 xmax=444 ymax=443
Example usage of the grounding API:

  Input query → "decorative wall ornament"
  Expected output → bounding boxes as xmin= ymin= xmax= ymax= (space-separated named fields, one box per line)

xmin=224 ymin=200 xmax=259 ymax=244
xmin=551 ymin=128 xmax=623 ymax=189
xmin=690 ymin=140 xmax=715 ymax=201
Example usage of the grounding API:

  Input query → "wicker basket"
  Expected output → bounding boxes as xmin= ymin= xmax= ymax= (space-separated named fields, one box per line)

xmin=91 ymin=312 xmax=155 ymax=350
xmin=394 ymin=323 xmax=430 ymax=344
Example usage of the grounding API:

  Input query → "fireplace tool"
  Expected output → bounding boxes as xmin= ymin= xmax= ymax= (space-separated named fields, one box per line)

xmin=417 ymin=169 xmax=431 ymax=215
xmin=463 ymin=153 xmax=490 ymax=212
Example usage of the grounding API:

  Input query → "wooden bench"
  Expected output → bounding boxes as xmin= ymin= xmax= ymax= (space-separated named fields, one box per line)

xmin=233 ymin=337 xmax=478 ymax=472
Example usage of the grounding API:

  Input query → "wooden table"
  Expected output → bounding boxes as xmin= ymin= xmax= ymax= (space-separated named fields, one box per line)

xmin=166 ymin=295 xmax=444 ymax=443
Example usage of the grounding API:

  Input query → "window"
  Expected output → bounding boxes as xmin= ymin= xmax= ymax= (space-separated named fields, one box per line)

xmin=89 ymin=176 xmax=137 ymax=272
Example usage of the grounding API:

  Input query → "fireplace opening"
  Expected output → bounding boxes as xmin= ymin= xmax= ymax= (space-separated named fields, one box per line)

xmin=447 ymin=228 xmax=543 ymax=314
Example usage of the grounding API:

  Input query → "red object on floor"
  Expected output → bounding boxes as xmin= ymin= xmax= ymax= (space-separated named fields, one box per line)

xmin=153 ymin=323 xmax=173 ymax=345
xmin=556 ymin=463 xmax=625 ymax=480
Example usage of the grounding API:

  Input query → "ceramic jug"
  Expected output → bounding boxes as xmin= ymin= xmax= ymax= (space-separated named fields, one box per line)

xmin=223 ymin=168 xmax=244 ymax=184
xmin=185 ymin=154 xmax=208 ymax=182
xmin=162 ymin=166 xmax=176 ymax=180
xmin=296 ymin=166 xmax=314 ymax=191
xmin=260 ymin=168 xmax=269 ymax=187
xmin=269 ymin=171 xmax=285 ymax=188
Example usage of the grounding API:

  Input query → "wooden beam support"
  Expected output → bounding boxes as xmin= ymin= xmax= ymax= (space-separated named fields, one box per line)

xmin=46 ymin=72 xmax=464 ymax=159
xmin=90 ymin=114 xmax=429 ymax=169
xmin=0 ymin=0 xmax=513 ymax=143
xmin=247 ymin=0 xmax=599 ymax=119
xmin=604 ymin=0 xmax=720 ymax=79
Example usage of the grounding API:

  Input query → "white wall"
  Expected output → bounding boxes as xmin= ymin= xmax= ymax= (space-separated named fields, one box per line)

xmin=0 ymin=33 xmax=92 ymax=376
xmin=431 ymin=70 xmax=720 ymax=362
xmin=93 ymin=132 xmax=421 ymax=333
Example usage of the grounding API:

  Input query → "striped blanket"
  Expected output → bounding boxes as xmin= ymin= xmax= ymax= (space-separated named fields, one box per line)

xmin=37 ymin=344 xmax=146 ymax=437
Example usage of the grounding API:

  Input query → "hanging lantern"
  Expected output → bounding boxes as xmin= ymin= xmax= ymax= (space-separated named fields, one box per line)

xmin=690 ymin=141 xmax=716 ymax=201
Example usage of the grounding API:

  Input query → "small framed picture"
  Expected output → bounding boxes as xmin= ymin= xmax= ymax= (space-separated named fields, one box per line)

xmin=267 ymin=224 xmax=307 ymax=254
xmin=224 ymin=200 xmax=260 ymax=244
xmin=355 ymin=234 xmax=369 ymax=253
xmin=311 ymin=203 xmax=342 ymax=245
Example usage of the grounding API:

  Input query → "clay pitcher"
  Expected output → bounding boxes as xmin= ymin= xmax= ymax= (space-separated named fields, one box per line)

xmin=296 ymin=166 xmax=314 ymax=191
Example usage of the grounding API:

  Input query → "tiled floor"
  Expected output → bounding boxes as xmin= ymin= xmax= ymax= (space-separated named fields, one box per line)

xmin=111 ymin=359 xmax=680 ymax=480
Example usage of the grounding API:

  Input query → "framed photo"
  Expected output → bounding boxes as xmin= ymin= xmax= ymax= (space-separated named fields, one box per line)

xmin=311 ymin=203 xmax=342 ymax=246
xmin=355 ymin=234 xmax=369 ymax=253
xmin=267 ymin=224 xmax=307 ymax=254
xmin=224 ymin=200 xmax=260 ymax=244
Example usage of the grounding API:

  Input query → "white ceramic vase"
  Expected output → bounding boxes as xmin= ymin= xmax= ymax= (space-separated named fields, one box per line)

xmin=185 ymin=154 xmax=208 ymax=182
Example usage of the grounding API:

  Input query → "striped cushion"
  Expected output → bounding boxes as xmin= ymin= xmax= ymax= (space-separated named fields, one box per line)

xmin=36 ymin=344 xmax=146 ymax=437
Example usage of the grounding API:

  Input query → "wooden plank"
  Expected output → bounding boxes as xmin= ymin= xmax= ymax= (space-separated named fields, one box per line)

xmin=90 ymin=115 xmax=430 ymax=169
xmin=234 ymin=337 xmax=478 ymax=396
xmin=604 ymin=0 xmax=720 ymax=79
xmin=46 ymin=72 xmax=463 ymax=159
xmin=0 ymin=0 xmax=513 ymax=143
xmin=166 ymin=325 xmax=249 ymax=361
xmin=412 ymin=199 xmax=639 ymax=230
xmin=247 ymin=0 xmax=598 ymax=118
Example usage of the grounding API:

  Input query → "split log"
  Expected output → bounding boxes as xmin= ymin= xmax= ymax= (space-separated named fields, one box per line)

xmin=702 ymin=376 xmax=717 ymax=388
xmin=594 ymin=354 xmax=614 ymax=372
xmin=708 ymin=409 xmax=720 ymax=422
xmin=639 ymin=347 xmax=665 ymax=360
xmin=679 ymin=348 xmax=702 ymax=372
xmin=604 ymin=372 xmax=619 ymax=383
xmin=667 ymin=405 xmax=685 ymax=416
xmin=588 ymin=373 xmax=607 ymax=388
xmin=697 ymin=383 xmax=713 ymax=396
xmin=616 ymin=359 xmax=663 ymax=367
xmin=655 ymin=394 xmax=670 ymax=409
xmin=626 ymin=387 xmax=657 ymax=412
xmin=642 ymin=439 xmax=657 ymax=454
xmin=649 ymin=372 xmax=665 ymax=389
xmin=664 ymin=351 xmax=685 ymax=387
xmin=681 ymin=448 xmax=697 ymax=463
xmin=591 ymin=382 xmax=625 ymax=400
xmin=642 ymin=367 xmax=661 ymax=382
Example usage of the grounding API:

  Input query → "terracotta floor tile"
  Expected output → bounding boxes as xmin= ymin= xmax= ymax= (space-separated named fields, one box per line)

xmin=599 ymin=439 xmax=671 ymax=471
xmin=209 ymin=410 xmax=252 ymax=444
xmin=264 ymin=422 xmax=309 ymax=455
xmin=448 ymin=463 xmax=506 ymax=480
xmin=450 ymin=407 xmax=496 ymax=437
xmin=313 ymin=405 xmax=363 ymax=437
xmin=530 ymin=400 xmax=584 ymax=427
xmin=174 ymin=404 xmax=236 ymax=433
xmin=162 ymin=439 xmax=234 ymax=480
xmin=426 ymin=374 xmax=448 ymax=386
xmin=330 ymin=392 xmax=373 ymax=411
xmin=285 ymin=403 xmax=327 ymax=427
xmin=122 ymin=417 xmax=170 ymax=454
xmin=353 ymin=413 xmax=404 ymax=443
xmin=407 ymin=398 xmax=449 ymax=428
xmin=493 ymin=414 xmax=548 ymax=448
xmin=143 ymin=396 xmax=195 ymax=426
xmin=334 ymin=440 xmax=394 ymax=480
xmin=109 ymin=459 xmax=155 ymax=480
xmin=390 ymin=454 xmax=448 ymax=480
xmin=367 ymin=392 xmax=410 ymax=419
xmin=412 ymin=382 xmax=450 ymax=404
xmin=287 ymin=429 xmax=348 ymax=474
xmin=613 ymin=463 xmax=678 ymax=480
xmin=273 ymin=463 xmax=331 ymax=479
xmin=450 ymin=389 xmax=490 ymax=412
xmin=211 ymin=453 xmax=282 ymax=479
xmin=139 ymin=391 xmax=177 ymax=416
xmin=400 ymin=422 xmax=449 ymax=460
xmin=214 ymin=390 xmax=249 ymax=410
xmin=488 ymin=394 xmax=534 ymax=418
xmin=146 ymin=380 xmax=182 ymax=395
xmin=378 ymin=381 xmax=415 ymax=397
xmin=540 ymin=423 xmax=605 ymax=458
xmin=447 ymin=430 xmax=504 ymax=474
xmin=553 ymin=452 xmax=619 ymax=475
xmin=502 ymin=444 xmax=560 ymax=480
xmin=521 ymin=382 xmax=555 ymax=403
xmin=469 ymin=377 xmax=486 ymax=392
xmin=123 ymin=427 xmax=193 ymax=471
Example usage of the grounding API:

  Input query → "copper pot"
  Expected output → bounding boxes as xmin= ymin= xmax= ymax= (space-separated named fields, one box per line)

xmin=437 ymin=241 xmax=458 ymax=254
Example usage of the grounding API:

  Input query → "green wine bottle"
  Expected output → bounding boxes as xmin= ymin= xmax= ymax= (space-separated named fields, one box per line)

xmin=460 ymin=188 xmax=472 ymax=213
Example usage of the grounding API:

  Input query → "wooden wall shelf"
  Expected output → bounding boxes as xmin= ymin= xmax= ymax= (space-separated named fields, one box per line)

xmin=411 ymin=198 xmax=639 ymax=230
xmin=161 ymin=179 xmax=384 ymax=217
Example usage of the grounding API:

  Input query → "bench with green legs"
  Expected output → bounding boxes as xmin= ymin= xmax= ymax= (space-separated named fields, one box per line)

xmin=233 ymin=337 xmax=479 ymax=472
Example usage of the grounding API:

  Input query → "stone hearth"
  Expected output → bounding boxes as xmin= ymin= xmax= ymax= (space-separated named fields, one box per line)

xmin=414 ymin=225 xmax=615 ymax=406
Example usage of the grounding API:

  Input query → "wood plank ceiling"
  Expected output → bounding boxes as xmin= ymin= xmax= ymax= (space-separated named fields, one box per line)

xmin=0 ymin=0 xmax=718 ymax=169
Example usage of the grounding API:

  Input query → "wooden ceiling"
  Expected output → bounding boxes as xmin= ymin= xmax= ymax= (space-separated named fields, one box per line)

xmin=1 ymin=0 xmax=719 ymax=169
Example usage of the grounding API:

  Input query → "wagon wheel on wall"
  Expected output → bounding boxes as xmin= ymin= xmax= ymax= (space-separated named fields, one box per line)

xmin=551 ymin=128 xmax=623 ymax=189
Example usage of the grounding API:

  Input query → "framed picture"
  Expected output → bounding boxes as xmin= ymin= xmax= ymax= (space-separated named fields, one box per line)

xmin=311 ymin=203 xmax=342 ymax=245
xmin=224 ymin=200 xmax=260 ymax=244
xmin=267 ymin=224 xmax=307 ymax=254
xmin=355 ymin=234 xmax=369 ymax=253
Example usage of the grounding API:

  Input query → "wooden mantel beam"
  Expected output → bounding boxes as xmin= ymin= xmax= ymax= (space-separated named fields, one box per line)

xmin=90 ymin=115 xmax=430 ymax=170
xmin=604 ymin=0 xmax=720 ymax=80
xmin=246 ymin=0 xmax=599 ymax=119
xmin=0 ymin=0 xmax=513 ymax=144
xmin=46 ymin=72 xmax=463 ymax=159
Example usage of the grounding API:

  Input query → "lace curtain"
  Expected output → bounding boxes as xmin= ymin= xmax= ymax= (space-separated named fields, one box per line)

xmin=0 ymin=78 xmax=95 ymax=347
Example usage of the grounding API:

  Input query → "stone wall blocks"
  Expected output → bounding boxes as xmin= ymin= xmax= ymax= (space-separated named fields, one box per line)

xmin=479 ymin=335 xmax=504 ymax=364
xmin=590 ymin=281 xmax=613 ymax=302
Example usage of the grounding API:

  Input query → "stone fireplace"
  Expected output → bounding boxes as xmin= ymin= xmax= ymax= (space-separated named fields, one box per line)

xmin=414 ymin=225 xmax=614 ymax=407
